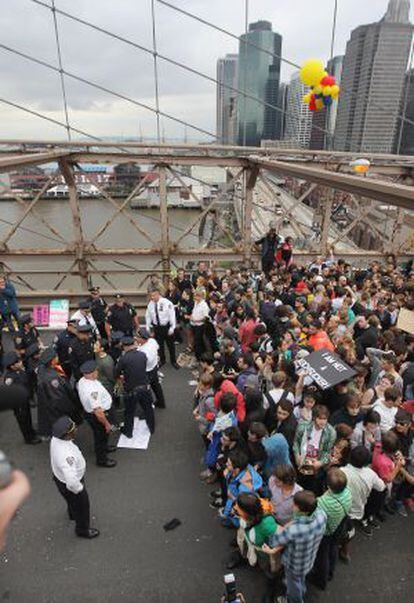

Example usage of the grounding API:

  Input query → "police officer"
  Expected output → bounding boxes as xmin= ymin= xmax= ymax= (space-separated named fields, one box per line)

xmin=145 ymin=287 xmax=178 ymax=368
xmin=71 ymin=300 xmax=100 ymax=340
xmin=136 ymin=327 xmax=166 ymax=409
xmin=14 ymin=313 xmax=41 ymax=359
xmin=50 ymin=416 xmax=99 ymax=539
xmin=108 ymin=331 xmax=124 ymax=364
xmin=54 ymin=318 xmax=78 ymax=379
xmin=25 ymin=342 xmax=41 ymax=400
xmin=69 ymin=324 xmax=95 ymax=381
xmin=114 ymin=337 xmax=155 ymax=437
xmin=2 ymin=351 xmax=41 ymax=445
xmin=37 ymin=347 xmax=82 ymax=438
xmin=88 ymin=286 xmax=108 ymax=339
xmin=77 ymin=360 xmax=117 ymax=468
xmin=105 ymin=294 xmax=138 ymax=339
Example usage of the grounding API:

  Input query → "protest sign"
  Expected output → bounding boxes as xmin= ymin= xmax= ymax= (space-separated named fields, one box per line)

xmin=295 ymin=348 xmax=356 ymax=390
xmin=49 ymin=299 xmax=69 ymax=329
xmin=33 ymin=304 xmax=49 ymax=327
xmin=397 ymin=308 xmax=414 ymax=336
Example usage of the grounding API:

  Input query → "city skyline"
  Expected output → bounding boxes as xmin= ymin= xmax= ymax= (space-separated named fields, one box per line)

xmin=1 ymin=0 xmax=413 ymax=141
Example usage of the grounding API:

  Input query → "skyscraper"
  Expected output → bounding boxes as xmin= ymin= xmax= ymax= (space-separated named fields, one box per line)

xmin=216 ymin=54 xmax=238 ymax=145
xmin=398 ymin=68 xmax=414 ymax=154
xmin=284 ymin=71 xmax=313 ymax=148
xmin=334 ymin=0 xmax=413 ymax=153
xmin=237 ymin=21 xmax=282 ymax=146
xmin=310 ymin=55 xmax=344 ymax=150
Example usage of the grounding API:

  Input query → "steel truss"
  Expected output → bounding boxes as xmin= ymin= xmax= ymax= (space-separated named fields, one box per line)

xmin=0 ymin=142 xmax=413 ymax=308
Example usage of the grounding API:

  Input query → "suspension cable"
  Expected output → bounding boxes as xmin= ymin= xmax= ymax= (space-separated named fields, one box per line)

xmin=0 ymin=41 xmax=216 ymax=139
xmin=27 ymin=0 xmax=332 ymax=141
xmin=51 ymin=0 xmax=71 ymax=141
xmin=157 ymin=0 xmax=414 ymax=133
xmin=330 ymin=0 xmax=338 ymax=62
xmin=150 ymin=0 xmax=161 ymax=145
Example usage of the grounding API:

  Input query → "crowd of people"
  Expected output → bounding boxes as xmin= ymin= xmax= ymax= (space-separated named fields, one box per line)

xmin=180 ymin=242 xmax=413 ymax=602
xmin=1 ymin=234 xmax=414 ymax=601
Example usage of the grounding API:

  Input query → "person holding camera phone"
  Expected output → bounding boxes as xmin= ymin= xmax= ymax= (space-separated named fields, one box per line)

xmin=293 ymin=405 xmax=336 ymax=496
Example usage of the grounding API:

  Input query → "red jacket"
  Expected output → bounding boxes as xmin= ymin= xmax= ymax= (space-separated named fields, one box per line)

xmin=239 ymin=318 xmax=258 ymax=353
xmin=214 ymin=380 xmax=246 ymax=423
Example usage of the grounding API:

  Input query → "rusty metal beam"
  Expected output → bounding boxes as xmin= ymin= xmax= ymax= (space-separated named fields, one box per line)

xmin=0 ymin=175 xmax=56 ymax=247
xmin=88 ymin=170 xmax=158 ymax=245
xmin=158 ymin=166 xmax=170 ymax=275
xmin=71 ymin=152 xmax=248 ymax=168
xmin=2 ymin=140 xmax=414 ymax=164
xmin=0 ymin=150 xmax=70 ymax=172
xmin=253 ymin=157 xmax=414 ymax=209
xmin=174 ymin=168 xmax=244 ymax=248
xmin=58 ymin=160 xmax=89 ymax=289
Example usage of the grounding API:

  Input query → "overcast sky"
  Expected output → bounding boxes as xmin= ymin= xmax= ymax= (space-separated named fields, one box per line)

xmin=0 ymin=0 xmax=412 ymax=141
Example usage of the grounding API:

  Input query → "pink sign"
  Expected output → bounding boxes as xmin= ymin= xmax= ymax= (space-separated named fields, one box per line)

xmin=33 ymin=304 xmax=50 ymax=327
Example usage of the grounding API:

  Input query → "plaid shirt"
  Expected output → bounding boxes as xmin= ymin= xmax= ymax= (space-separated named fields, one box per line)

xmin=269 ymin=509 xmax=327 ymax=576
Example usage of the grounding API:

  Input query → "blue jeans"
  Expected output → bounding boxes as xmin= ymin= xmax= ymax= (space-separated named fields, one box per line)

xmin=285 ymin=569 xmax=306 ymax=603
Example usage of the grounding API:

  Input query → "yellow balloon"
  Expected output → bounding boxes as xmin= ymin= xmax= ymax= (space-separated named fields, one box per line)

xmin=331 ymin=85 xmax=340 ymax=99
xmin=300 ymin=59 xmax=326 ymax=87
xmin=315 ymin=98 xmax=324 ymax=110
xmin=313 ymin=85 xmax=323 ymax=95
xmin=303 ymin=93 xmax=311 ymax=104
xmin=323 ymin=86 xmax=332 ymax=96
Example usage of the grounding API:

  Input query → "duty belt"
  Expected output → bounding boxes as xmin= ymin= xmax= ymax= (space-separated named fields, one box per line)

xmin=127 ymin=384 xmax=150 ymax=396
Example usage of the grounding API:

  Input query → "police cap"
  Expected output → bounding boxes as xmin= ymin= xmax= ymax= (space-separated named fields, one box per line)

xmin=80 ymin=360 xmax=98 ymax=375
xmin=25 ymin=343 xmax=40 ymax=358
xmin=89 ymin=286 xmax=100 ymax=293
xmin=18 ymin=313 xmax=32 ymax=326
xmin=115 ymin=293 xmax=125 ymax=299
xmin=67 ymin=318 xmax=78 ymax=326
xmin=39 ymin=347 xmax=57 ymax=365
xmin=77 ymin=324 xmax=93 ymax=333
xmin=3 ymin=351 xmax=20 ymax=368
xmin=121 ymin=336 xmax=135 ymax=346
xmin=52 ymin=416 xmax=76 ymax=439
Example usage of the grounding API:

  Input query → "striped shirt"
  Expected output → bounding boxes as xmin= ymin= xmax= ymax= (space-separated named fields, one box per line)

xmin=317 ymin=487 xmax=352 ymax=536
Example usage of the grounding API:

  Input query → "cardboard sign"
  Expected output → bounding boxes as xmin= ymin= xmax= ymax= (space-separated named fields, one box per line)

xmin=296 ymin=348 xmax=356 ymax=390
xmin=397 ymin=308 xmax=414 ymax=336
xmin=32 ymin=304 xmax=50 ymax=327
xmin=49 ymin=299 xmax=69 ymax=329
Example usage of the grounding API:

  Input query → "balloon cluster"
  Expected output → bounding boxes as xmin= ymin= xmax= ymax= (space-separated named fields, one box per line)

xmin=300 ymin=59 xmax=340 ymax=112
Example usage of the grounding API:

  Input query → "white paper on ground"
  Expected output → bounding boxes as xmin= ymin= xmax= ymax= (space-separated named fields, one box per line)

xmin=117 ymin=418 xmax=151 ymax=450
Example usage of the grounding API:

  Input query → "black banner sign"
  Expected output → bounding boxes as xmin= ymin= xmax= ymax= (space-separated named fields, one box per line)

xmin=296 ymin=348 xmax=356 ymax=390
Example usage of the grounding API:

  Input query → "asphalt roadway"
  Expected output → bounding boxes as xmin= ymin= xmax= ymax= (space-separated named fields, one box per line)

xmin=1 ymin=355 xmax=413 ymax=602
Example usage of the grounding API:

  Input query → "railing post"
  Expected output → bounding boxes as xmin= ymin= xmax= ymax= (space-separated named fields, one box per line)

xmin=243 ymin=166 xmax=259 ymax=264
xmin=158 ymin=165 xmax=171 ymax=277
xmin=59 ymin=159 xmax=89 ymax=290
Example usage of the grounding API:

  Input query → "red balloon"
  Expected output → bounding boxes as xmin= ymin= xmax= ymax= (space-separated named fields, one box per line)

xmin=309 ymin=98 xmax=317 ymax=111
xmin=320 ymin=75 xmax=336 ymax=86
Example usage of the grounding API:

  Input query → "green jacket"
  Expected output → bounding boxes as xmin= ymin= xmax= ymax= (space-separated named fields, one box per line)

xmin=293 ymin=421 xmax=337 ymax=467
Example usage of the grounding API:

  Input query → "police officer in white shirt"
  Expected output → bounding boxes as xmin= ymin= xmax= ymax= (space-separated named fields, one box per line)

xmin=145 ymin=287 xmax=178 ymax=368
xmin=50 ymin=416 xmax=99 ymax=539
xmin=71 ymin=300 xmax=100 ymax=340
xmin=77 ymin=360 xmax=117 ymax=468
xmin=136 ymin=327 xmax=166 ymax=409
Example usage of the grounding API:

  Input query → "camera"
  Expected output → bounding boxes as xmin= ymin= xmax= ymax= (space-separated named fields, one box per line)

xmin=223 ymin=574 xmax=243 ymax=603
